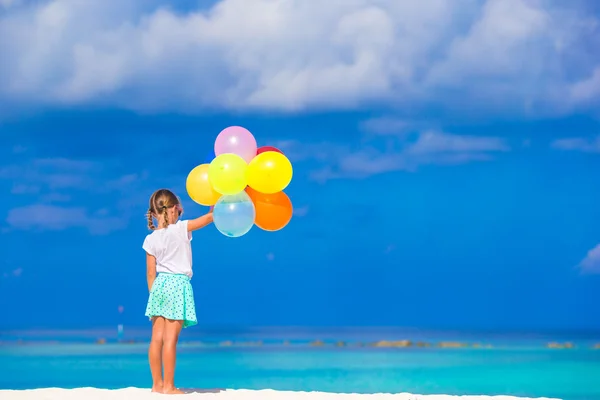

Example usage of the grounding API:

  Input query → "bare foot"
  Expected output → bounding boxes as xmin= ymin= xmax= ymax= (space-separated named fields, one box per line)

xmin=151 ymin=383 xmax=163 ymax=393
xmin=162 ymin=386 xmax=185 ymax=395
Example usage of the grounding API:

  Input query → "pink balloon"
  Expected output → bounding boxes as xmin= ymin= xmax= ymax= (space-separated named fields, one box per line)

xmin=214 ymin=126 xmax=258 ymax=163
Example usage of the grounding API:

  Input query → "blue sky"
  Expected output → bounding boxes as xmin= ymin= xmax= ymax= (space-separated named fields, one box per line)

xmin=1 ymin=0 xmax=600 ymax=332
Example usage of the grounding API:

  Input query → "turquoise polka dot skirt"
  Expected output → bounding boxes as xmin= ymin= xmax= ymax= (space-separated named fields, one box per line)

xmin=145 ymin=273 xmax=197 ymax=328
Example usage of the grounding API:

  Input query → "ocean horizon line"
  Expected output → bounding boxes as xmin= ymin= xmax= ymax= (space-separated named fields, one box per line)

xmin=4 ymin=325 xmax=600 ymax=334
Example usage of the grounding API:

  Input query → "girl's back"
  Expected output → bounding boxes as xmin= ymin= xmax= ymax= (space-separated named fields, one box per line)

xmin=143 ymin=220 xmax=193 ymax=278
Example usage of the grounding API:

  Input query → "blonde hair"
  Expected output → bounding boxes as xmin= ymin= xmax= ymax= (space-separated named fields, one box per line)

xmin=146 ymin=189 xmax=181 ymax=230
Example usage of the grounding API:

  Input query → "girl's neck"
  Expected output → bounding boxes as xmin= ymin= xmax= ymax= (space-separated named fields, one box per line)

xmin=156 ymin=220 xmax=177 ymax=230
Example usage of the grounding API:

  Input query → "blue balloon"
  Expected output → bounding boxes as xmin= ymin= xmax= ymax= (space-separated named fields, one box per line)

xmin=204 ymin=149 xmax=216 ymax=165
xmin=213 ymin=191 xmax=255 ymax=237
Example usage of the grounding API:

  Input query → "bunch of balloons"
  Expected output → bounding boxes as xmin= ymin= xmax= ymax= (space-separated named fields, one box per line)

xmin=186 ymin=126 xmax=294 ymax=237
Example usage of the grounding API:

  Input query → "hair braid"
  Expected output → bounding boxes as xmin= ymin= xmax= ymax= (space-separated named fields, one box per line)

xmin=146 ymin=210 xmax=156 ymax=231
xmin=162 ymin=206 xmax=169 ymax=229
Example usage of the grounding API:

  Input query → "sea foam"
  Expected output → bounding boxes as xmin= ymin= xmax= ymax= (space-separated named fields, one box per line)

xmin=0 ymin=388 xmax=561 ymax=400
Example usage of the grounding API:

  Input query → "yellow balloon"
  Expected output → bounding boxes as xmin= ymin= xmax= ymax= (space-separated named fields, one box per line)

xmin=186 ymin=164 xmax=221 ymax=206
xmin=208 ymin=153 xmax=248 ymax=195
xmin=247 ymin=151 xmax=293 ymax=194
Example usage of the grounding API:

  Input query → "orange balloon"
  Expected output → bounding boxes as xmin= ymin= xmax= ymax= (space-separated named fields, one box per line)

xmin=246 ymin=187 xmax=293 ymax=231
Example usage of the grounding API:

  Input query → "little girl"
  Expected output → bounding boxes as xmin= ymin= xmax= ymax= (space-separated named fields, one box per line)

xmin=143 ymin=188 xmax=213 ymax=394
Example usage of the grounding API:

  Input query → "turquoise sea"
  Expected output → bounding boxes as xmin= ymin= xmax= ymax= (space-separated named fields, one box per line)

xmin=1 ymin=327 xmax=599 ymax=399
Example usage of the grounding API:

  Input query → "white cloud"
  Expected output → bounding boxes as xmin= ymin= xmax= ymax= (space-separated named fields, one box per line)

xmin=579 ymin=244 xmax=600 ymax=274
xmin=0 ymin=0 xmax=598 ymax=115
xmin=1 ymin=157 xmax=141 ymax=192
xmin=2 ymin=156 xmax=151 ymax=234
xmin=571 ymin=67 xmax=600 ymax=104
xmin=407 ymin=130 xmax=509 ymax=155
xmin=360 ymin=117 xmax=413 ymax=135
xmin=282 ymin=129 xmax=510 ymax=182
xmin=0 ymin=0 xmax=19 ymax=9
xmin=6 ymin=204 xmax=126 ymax=234
xmin=427 ymin=0 xmax=548 ymax=84
xmin=551 ymin=135 xmax=600 ymax=153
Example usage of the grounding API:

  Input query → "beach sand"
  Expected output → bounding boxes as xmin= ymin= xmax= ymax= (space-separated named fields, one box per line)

xmin=0 ymin=388 xmax=561 ymax=400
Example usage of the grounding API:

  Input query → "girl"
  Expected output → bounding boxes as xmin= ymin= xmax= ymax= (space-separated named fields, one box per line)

xmin=143 ymin=189 xmax=213 ymax=394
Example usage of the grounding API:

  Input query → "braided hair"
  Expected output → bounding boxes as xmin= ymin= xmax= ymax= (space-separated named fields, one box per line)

xmin=146 ymin=189 xmax=181 ymax=230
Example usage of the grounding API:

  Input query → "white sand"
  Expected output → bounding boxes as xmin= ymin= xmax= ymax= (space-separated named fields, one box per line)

xmin=0 ymin=388 xmax=561 ymax=400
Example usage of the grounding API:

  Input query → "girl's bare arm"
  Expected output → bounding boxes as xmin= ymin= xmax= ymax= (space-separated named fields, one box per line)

xmin=187 ymin=211 xmax=214 ymax=232
xmin=146 ymin=253 xmax=157 ymax=292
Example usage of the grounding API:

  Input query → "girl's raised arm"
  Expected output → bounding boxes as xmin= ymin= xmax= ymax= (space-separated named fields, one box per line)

xmin=187 ymin=211 xmax=214 ymax=232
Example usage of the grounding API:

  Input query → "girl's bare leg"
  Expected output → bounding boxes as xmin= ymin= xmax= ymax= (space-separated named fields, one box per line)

xmin=149 ymin=317 xmax=165 ymax=392
xmin=162 ymin=319 xmax=184 ymax=394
